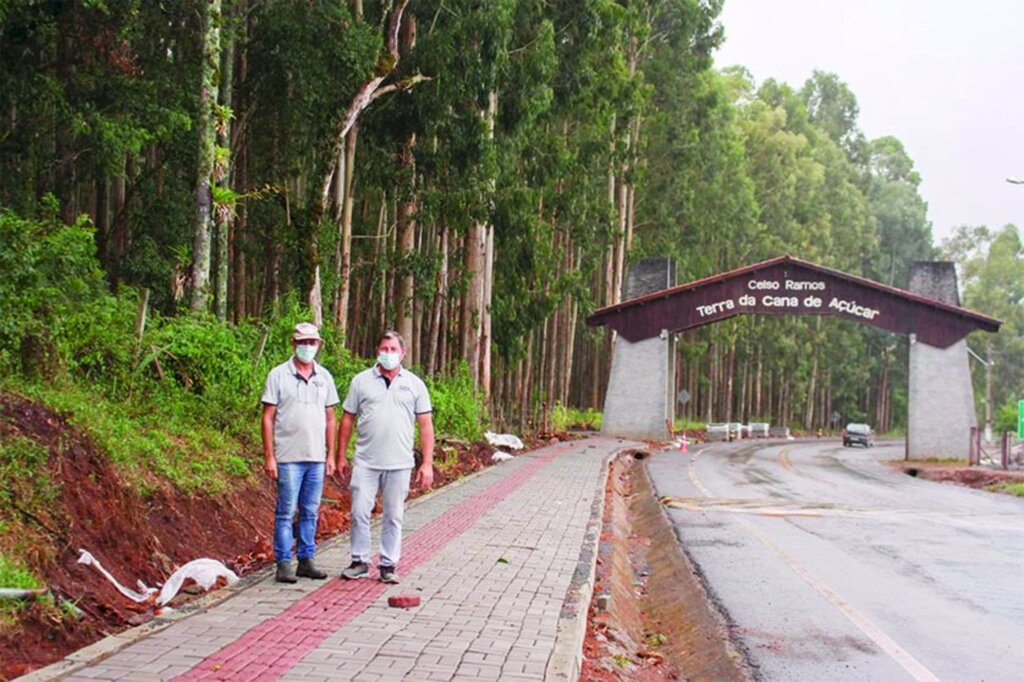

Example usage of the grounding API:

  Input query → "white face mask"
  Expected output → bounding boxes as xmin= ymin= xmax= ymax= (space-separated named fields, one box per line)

xmin=295 ymin=344 xmax=318 ymax=363
xmin=377 ymin=351 xmax=401 ymax=370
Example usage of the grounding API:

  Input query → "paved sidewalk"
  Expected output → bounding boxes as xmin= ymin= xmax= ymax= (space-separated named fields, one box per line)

xmin=29 ymin=436 xmax=638 ymax=682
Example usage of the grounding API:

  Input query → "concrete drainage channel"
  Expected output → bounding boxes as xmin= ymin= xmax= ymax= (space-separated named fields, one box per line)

xmin=580 ymin=449 xmax=753 ymax=680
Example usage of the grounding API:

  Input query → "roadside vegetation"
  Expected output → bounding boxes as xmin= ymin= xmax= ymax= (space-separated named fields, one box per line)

xmin=1 ymin=1 xmax=1022 ymax=676
xmin=988 ymin=482 xmax=1024 ymax=497
xmin=0 ymin=207 xmax=484 ymax=616
xmin=2 ymin=1 xmax=1020 ymax=441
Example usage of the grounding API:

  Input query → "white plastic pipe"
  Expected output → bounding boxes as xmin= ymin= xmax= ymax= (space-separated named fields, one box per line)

xmin=0 ymin=588 xmax=47 ymax=599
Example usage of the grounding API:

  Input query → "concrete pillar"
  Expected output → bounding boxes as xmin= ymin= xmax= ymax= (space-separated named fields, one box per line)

xmin=907 ymin=262 xmax=976 ymax=459
xmin=601 ymin=259 xmax=676 ymax=441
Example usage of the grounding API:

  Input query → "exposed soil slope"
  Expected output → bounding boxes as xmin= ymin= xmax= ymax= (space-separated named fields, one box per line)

xmin=894 ymin=461 xmax=1024 ymax=491
xmin=0 ymin=393 xmax=508 ymax=680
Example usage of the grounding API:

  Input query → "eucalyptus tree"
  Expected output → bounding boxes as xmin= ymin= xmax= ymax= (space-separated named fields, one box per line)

xmin=348 ymin=0 xmax=507 ymax=386
xmin=189 ymin=0 xmax=223 ymax=312
xmin=356 ymin=0 xmax=566 ymax=403
xmin=945 ymin=224 xmax=1024 ymax=421
xmin=697 ymin=75 xmax=889 ymax=429
xmin=864 ymin=136 xmax=934 ymax=287
xmin=241 ymin=0 xmax=379 ymax=317
xmin=800 ymin=70 xmax=867 ymax=165
xmin=1 ymin=0 xmax=205 ymax=305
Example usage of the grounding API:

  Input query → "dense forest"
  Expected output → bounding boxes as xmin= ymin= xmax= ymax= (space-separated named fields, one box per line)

xmin=1 ymin=0 xmax=1021 ymax=436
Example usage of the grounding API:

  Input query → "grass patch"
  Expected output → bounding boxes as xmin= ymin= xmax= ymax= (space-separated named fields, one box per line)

xmin=0 ymin=434 xmax=58 ymax=514
xmin=987 ymin=482 xmax=1024 ymax=497
xmin=0 ymin=553 xmax=39 ymax=590
xmin=11 ymin=380 xmax=257 ymax=494
xmin=553 ymin=404 xmax=602 ymax=431
xmin=0 ymin=553 xmax=42 ymax=628
xmin=434 ymin=445 xmax=462 ymax=476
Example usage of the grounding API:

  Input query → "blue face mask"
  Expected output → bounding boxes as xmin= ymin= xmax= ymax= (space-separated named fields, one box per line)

xmin=295 ymin=344 xmax=318 ymax=363
xmin=377 ymin=352 xmax=401 ymax=370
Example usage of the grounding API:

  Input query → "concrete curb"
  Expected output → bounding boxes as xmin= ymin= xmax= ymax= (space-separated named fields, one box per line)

xmin=546 ymin=440 xmax=645 ymax=681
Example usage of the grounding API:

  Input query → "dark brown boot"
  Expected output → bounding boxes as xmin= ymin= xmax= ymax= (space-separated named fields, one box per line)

xmin=275 ymin=561 xmax=298 ymax=583
xmin=296 ymin=557 xmax=327 ymax=580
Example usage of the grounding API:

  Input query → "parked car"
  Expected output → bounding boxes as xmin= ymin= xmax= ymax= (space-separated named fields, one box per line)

xmin=706 ymin=423 xmax=730 ymax=442
xmin=843 ymin=423 xmax=875 ymax=448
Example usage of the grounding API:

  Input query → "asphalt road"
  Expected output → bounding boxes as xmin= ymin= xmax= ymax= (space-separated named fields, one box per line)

xmin=646 ymin=438 xmax=1024 ymax=682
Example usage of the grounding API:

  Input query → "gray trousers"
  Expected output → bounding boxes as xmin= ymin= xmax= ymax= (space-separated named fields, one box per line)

xmin=349 ymin=465 xmax=412 ymax=568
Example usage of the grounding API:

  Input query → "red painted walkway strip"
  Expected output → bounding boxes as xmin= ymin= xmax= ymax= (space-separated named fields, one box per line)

xmin=176 ymin=443 xmax=576 ymax=681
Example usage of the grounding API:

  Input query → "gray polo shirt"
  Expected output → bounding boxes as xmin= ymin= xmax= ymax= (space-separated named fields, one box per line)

xmin=342 ymin=364 xmax=432 ymax=470
xmin=261 ymin=358 xmax=340 ymax=463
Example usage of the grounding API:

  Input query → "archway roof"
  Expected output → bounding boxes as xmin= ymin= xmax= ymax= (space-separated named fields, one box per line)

xmin=586 ymin=256 xmax=1001 ymax=348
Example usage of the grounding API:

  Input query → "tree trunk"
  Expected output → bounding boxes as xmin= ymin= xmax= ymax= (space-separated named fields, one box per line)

xmin=233 ymin=138 xmax=249 ymax=322
xmin=95 ymin=170 xmax=110 ymax=272
xmin=521 ymin=333 xmax=534 ymax=432
xmin=214 ymin=2 xmax=236 ymax=321
xmin=462 ymin=222 xmax=484 ymax=383
xmin=335 ymin=126 xmax=358 ymax=336
xmin=427 ymin=224 xmax=448 ymax=375
xmin=481 ymin=204 xmax=495 ymax=404
xmin=107 ymin=155 xmax=129 ymax=288
xmin=55 ymin=4 xmax=78 ymax=225
xmin=395 ymin=135 xmax=417 ymax=348
xmin=374 ymin=194 xmax=388 ymax=335
xmin=307 ymin=0 xmax=420 ymax=327
xmin=190 ymin=0 xmax=222 ymax=313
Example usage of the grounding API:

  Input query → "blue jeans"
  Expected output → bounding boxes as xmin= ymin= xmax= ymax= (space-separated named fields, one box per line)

xmin=274 ymin=462 xmax=325 ymax=562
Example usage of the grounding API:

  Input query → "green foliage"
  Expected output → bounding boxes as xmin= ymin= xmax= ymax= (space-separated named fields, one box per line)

xmin=0 ymin=0 xmax=974 ymax=446
xmin=988 ymin=482 xmax=1024 ymax=498
xmin=644 ymin=632 xmax=668 ymax=648
xmin=0 ymin=203 xmax=491 ymax=493
xmin=0 ymin=554 xmax=40 ymax=590
xmin=994 ymin=402 xmax=1019 ymax=435
xmin=433 ymin=445 xmax=462 ymax=476
xmin=0 ymin=434 xmax=57 ymax=513
xmin=552 ymin=404 xmax=602 ymax=431
xmin=426 ymin=363 xmax=485 ymax=442
xmin=0 ymin=553 xmax=42 ymax=625
xmin=15 ymin=381 xmax=248 ymax=494
xmin=0 ymin=208 xmax=108 ymax=373
xmin=949 ymin=225 xmax=1024 ymax=422
xmin=674 ymin=418 xmax=708 ymax=432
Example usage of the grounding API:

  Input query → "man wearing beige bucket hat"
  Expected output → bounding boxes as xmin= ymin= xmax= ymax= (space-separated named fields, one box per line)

xmin=260 ymin=322 xmax=340 ymax=583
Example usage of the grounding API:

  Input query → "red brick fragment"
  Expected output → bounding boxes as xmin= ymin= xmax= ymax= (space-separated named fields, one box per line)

xmin=387 ymin=594 xmax=421 ymax=608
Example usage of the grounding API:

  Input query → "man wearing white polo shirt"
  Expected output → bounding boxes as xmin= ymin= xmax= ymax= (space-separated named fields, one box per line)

xmin=335 ymin=330 xmax=435 ymax=584
xmin=261 ymin=322 xmax=339 ymax=584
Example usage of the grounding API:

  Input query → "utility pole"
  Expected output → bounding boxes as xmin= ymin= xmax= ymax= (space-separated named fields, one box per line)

xmin=985 ymin=342 xmax=994 ymax=444
xmin=967 ymin=344 xmax=994 ymax=443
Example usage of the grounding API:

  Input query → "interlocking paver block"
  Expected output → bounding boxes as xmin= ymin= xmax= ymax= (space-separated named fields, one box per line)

xmin=31 ymin=437 xmax=637 ymax=682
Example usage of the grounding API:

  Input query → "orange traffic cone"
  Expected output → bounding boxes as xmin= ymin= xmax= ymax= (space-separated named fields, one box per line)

xmin=679 ymin=435 xmax=688 ymax=453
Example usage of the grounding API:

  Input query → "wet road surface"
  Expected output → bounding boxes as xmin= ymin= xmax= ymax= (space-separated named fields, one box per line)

xmin=646 ymin=438 xmax=1024 ymax=681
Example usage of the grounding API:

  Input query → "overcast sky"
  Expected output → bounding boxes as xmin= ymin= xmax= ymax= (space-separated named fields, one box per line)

xmin=713 ymin=0 xmax=1024 ymax=244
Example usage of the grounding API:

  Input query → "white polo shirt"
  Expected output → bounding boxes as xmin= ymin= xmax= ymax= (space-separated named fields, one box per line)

xmin=261 ymin=358 xmax=340 ymax=463
xmin=342 ymin=364 xmax=432 ymax=470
